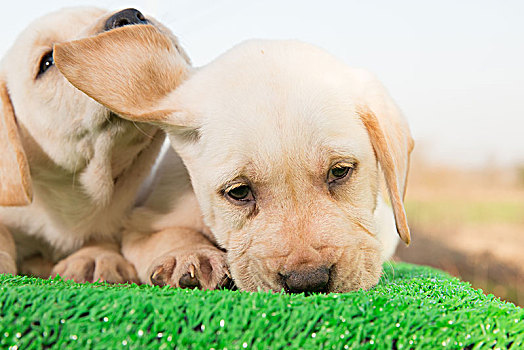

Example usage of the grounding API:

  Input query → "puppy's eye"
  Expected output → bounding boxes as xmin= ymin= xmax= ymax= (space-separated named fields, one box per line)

xmin=37 ymin=51 xmax=54 ymax=77
xmin=328 ymin=162 xmax=355 ymax=185
xmin=225 ymin=183 xmax=254 ymax=204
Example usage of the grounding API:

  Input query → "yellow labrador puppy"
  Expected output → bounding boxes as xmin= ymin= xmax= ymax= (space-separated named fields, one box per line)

xmin=56 ymin=26 xmax=413 ymax=292
xmin=0 ymin=8 xmax=190 ymax=282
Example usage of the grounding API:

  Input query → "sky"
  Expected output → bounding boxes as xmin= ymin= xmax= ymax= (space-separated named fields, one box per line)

xmin=2 ymin=0 xmax=523 ymax=168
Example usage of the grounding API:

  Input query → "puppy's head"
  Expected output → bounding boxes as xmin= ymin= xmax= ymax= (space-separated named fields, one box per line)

xmin=56 ymin=39 xmax=413 ymax=293
xmin=0 ymin=7 xmax=189 ymax=206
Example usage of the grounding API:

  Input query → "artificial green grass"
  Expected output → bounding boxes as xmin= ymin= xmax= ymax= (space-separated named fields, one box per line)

xmin=1 ymin=263 xmax=522 ymax=349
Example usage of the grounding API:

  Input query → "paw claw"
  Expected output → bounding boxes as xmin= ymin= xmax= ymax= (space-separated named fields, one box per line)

xmin=150 ymin=268 xmax=166 ymax=287
xmin=147 ymin=248 xmax=230 ymax=290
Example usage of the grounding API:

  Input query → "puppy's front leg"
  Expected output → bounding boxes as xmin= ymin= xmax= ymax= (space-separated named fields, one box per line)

xmin=0 ymin=223 xmax=16 ymax=275
xmin=52 ymin=242 xmax=138 ymax=284
xmin=123 ymin=228 xmax=230 ymax=290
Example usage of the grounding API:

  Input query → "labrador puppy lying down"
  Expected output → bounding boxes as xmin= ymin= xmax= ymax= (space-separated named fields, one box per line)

xmin=0 ymin=8 xmax=190 ymax=282
xmin=55 ymin=25 xmax=413 ymax=292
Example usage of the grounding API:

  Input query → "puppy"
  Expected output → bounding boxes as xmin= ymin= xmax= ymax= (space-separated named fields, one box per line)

xmin=0 ymin=8 xmax=190 ymax=282
xmin=55 ymin=28 xmax=413 ymax=292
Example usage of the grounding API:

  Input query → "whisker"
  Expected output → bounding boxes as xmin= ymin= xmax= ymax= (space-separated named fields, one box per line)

xmin=104 ymin=111 xmax=113 ymax=124
xmin=71 ymin=159 xmax=78 ymax=189
xmin=132 ymin=121 xmax=154 ymax=139
xmin=380 ymin=260 xmax=395 ymax=285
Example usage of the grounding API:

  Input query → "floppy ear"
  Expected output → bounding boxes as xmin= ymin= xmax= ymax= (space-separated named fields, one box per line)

xmin=0 ymin=80 xmax=33 ymax=206
xmin=357 ymin=104 xmax=414 ymax=245
xmin=54 ymin=25 xmax=189 ymax=123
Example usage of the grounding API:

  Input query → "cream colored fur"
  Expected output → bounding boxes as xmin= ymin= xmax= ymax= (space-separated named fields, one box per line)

xmin=0 ymin=8 xmax=190 ymax=282
xmin=56 ymin=31 xmax=413 ymax=292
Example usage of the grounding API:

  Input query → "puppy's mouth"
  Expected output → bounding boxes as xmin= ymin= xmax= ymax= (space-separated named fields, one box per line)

xmin=103 ymin=8 xmax=150 ymax=32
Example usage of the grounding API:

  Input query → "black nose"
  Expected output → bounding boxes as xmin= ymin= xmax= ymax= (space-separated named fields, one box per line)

xmin=280 ymin=266 xmax=330 ymax=294
xmin=104 ymin=8 xmax=148 ymax=31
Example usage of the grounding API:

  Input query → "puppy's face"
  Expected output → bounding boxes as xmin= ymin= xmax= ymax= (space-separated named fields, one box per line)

xmin=0 ymin=7 xmax=189 ymax=206
xmin=182 ymin=92 xmax=383 ymax=293
xmin=55 ymin=37 xmax=412 ymax=293
xmin=168 ymin=48 xmax=383 ymax=293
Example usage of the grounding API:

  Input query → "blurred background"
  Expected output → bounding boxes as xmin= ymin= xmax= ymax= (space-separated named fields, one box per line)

xmin=2 ymin=1 xmax=523 ymax=305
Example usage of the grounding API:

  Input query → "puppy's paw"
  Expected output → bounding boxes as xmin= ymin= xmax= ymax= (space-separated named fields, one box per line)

xmin=0 ymin=252 xmax=17 ymax=275
xmin=148 ymin=247 xmax=231 ymax=290
xmin=52 ymin=248 xmax=138 ymax=284
xmin=19 ymin=255 xmax=56 ymax=279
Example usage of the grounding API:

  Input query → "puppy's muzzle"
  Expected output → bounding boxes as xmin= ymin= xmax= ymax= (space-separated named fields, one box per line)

xmin=279 ymin=266 xmax=331 ymax=294
xmin=104 ymin=8 xmax=148 ymax=31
